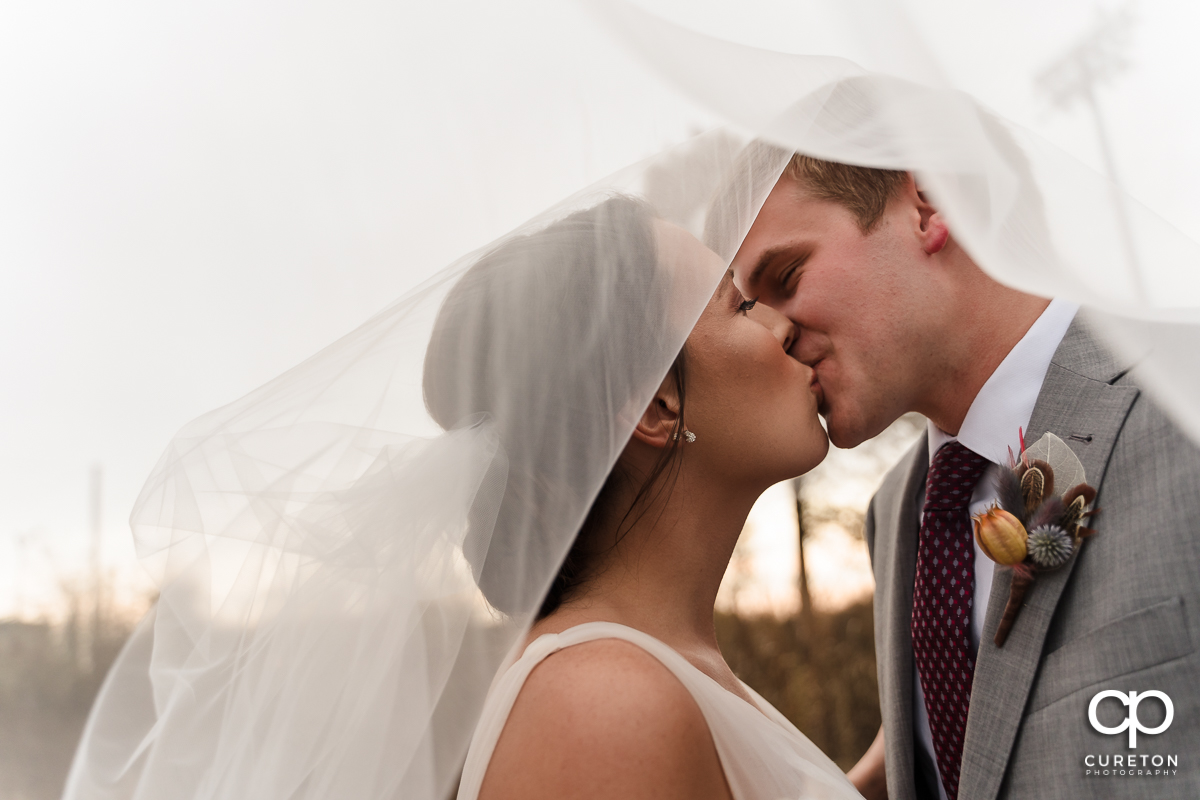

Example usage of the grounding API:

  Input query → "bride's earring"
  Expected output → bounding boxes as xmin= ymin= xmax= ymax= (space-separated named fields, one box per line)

xmin=672 ymin=428 xmax=696 ymax=443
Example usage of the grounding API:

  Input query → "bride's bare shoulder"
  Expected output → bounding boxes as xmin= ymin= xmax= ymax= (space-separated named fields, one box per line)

xmin=477 ymin=637 xmax=731 ymax=800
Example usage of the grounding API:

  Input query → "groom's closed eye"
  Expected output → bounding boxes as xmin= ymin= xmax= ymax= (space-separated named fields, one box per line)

xmin=742 ymin=246 xmax=808 ymax=301
xmin=774 ymin=258 xmax=805 ymax=298
xmin=741 ymin=247 xmax=785 ymax=295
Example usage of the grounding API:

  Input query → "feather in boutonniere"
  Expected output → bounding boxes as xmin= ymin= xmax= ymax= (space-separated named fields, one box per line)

xmin=973 ymin=430 xmax=1100 ymax=647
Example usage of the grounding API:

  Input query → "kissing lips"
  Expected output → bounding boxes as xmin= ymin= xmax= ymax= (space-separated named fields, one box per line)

xmin=808 ymin=360 xmax=826 ymax=410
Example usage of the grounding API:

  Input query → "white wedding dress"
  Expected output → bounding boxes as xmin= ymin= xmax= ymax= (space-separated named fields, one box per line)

xmin=457 ymin=622 xmax=863 ymax=800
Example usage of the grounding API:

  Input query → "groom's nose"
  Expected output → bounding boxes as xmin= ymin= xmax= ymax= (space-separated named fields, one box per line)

xmin=750 ymin=302 xmax=796 ymax=353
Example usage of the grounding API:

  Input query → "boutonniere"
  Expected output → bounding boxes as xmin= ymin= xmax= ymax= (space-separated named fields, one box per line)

xmin=972 ymin=430 xmax=1100 ymax=647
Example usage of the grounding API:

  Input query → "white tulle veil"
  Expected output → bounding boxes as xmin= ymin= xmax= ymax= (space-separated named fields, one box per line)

xmin=63 ymin=135 xmax=794 ymax=799
xmin=593 ymin=0 xmax=1200 ymax=443
xmin=63 ymin=2 xmax=1200 ymax=799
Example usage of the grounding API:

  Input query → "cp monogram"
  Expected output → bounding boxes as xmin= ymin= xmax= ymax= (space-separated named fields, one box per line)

xmin=1088 ymin=690 xmax=1174 ymax=748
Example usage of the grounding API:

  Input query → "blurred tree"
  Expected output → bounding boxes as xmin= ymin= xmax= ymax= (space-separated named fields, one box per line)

xmin=716 ymin=601 xmax=881 ymax=771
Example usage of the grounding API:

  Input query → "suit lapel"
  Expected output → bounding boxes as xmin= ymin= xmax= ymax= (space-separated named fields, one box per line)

xmin=957 ymin=318 xmax=1139 ymax=800
xmin=879 ymin=435 xmax=929 ymax=800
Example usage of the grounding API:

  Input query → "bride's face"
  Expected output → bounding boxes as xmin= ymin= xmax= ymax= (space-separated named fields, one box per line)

xmin=658 ymin=223 xmax=829 ymax=486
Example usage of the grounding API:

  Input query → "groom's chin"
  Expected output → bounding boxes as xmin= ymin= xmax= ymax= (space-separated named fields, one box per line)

xmin=824 ymin=411 xmax=874 ymax=450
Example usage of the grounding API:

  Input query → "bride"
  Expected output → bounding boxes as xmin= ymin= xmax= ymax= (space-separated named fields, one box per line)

xmin=63 ymin=140 xmax=869 ymax=800
xmin=425 ymin=196 xmax=853 ymax=799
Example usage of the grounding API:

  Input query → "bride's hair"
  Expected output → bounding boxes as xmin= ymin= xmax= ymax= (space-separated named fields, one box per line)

xmin=423 ymin=196 xmax=688 ymax=619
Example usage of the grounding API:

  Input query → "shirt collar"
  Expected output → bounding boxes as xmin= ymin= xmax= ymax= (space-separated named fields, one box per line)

xmin=928 ymin=298 xmax=1079 ymax=466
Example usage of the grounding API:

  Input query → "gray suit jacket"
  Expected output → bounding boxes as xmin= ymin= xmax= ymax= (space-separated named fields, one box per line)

xmin=865 ymin=317 xmax=1200 ymax=799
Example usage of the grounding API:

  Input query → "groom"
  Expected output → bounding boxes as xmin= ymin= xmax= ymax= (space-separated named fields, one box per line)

xmin=732 ymin=154 xmax=1200 ymax=800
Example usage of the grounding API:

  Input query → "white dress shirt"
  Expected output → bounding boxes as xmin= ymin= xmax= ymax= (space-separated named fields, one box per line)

xmin=912 ymin=298 xmax=1078 ymax=800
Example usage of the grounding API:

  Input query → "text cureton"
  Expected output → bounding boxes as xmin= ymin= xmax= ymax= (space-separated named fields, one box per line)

xmin=1085 ymin=754 xmax=1178 ymax=767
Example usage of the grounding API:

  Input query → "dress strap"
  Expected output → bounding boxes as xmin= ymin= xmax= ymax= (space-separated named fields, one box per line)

xmin=523 ymin=621 xmax=702 ymax=676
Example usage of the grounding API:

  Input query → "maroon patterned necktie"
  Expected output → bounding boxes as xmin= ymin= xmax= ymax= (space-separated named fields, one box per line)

xmin=911 ymin=440 xmax=988 ymax=800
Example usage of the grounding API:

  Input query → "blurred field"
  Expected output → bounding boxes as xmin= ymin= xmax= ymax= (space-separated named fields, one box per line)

xmin=0 ymin=596 xmax=137 ymax=800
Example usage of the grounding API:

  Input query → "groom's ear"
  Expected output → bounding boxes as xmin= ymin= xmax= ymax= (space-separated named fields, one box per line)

xmin=629 ymin=374 xmax=681 ymax=449
xmin=911 ymin=179 xmax=950 ymax=255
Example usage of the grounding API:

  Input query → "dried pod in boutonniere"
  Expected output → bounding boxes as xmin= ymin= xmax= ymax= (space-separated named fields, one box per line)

xmin=974 ymin=507 xmax=1027 ymax=565
xmin=973 ymin=430 xmax=1100 ymax=647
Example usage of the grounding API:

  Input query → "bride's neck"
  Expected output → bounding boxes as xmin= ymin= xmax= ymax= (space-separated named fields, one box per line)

xmin=553 ymin=465 xmax=761 ymax=652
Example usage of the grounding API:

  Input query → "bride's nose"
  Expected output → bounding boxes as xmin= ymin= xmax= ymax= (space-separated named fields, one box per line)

xmin=750 ymin=302 xmax=796 ymax=352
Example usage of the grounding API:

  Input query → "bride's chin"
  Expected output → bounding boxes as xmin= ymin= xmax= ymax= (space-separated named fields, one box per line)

xmin=781 ymin=430 xmax=831 ymax=481
xmin=804 ymin=432 xmax=831 ymax=472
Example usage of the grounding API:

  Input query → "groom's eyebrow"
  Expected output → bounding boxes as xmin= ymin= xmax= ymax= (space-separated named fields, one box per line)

xmin=745 ymin=247 xmax=789 ymax=292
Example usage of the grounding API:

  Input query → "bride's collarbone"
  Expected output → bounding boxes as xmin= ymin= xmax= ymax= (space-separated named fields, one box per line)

xmin=689 ymin=651 xmax=757 ymax=704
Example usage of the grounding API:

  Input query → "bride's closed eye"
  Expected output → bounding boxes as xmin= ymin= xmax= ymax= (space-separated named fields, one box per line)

xmin=738 ymin=297 xmax=758 ymax=314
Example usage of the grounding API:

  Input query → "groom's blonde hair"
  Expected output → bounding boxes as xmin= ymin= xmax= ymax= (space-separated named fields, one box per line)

xmin=783 ymin=153 xmax=908 ymax=234
xmin=704 ymin=140 xmax=916 ymax=260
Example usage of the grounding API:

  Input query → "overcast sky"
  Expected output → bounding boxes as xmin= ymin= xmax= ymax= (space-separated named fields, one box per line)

xmin=3 ymin=0 xmax=1196 ymax=616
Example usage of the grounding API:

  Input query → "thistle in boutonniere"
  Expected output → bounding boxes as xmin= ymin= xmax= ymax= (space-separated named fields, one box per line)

xmin=972 ymin=430 xmax=1100 ymax=647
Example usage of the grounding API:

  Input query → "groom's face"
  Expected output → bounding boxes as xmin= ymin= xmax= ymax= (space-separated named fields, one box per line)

xmin=732 ymin=175 xmax=931 ymax=449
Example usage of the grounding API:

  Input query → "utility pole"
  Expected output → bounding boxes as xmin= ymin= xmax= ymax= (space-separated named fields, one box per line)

xmin=15 ymin=531 xmax=29 ymax=619
xmin=89 ymin=463 xmax=103 ymax=674
xmin=1035 ymin=2 xmax=1144 ymax=301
